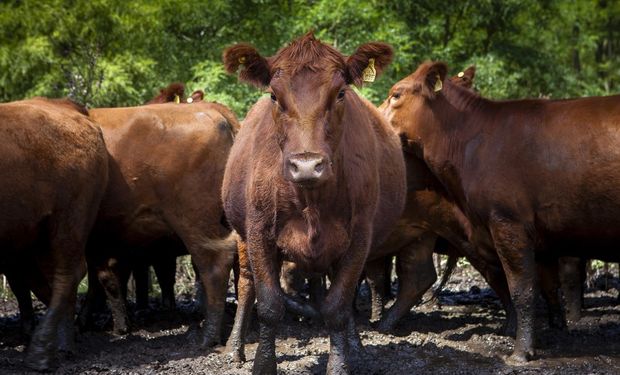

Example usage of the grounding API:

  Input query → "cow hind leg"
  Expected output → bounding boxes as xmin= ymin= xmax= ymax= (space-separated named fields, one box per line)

xmin=132 ymin=262 xmax=150 ymax=311
xmin=153 ymin=254 xmax=177 ymax=310
xmin=25 ymin=242 xmax=86 ymax=371
xmin=365 ymin=257 xmax=387 ymax=322
xmin=378 ymin=233 xmax=437 ymax=332
xmin=5 ymin=270 xmax=36 ymax=338
xmin=489 ymin=216 xmax=537 ymax=364
xmin=187 ymin=232 xmax=236 ymax=348
xmin=537 ymin=258 xmax=566 ymax=330
xmin=225 ymin=240 xmax=255 ymax=363
xmin=559 ymin=257 xmax=584 ymax=323
xmin=97 ymin=259 xmax=131 ymax=335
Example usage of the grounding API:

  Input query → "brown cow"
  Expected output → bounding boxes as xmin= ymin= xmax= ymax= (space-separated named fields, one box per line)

xmin=221 ymin=33 xmax=406 ymax=374
xmin=365 ymin=66 xmax=498 ymax=328
xmin=382 ymin=60 xmax=620 ymax=363
xmin=0 ymin=98 xmax=108 ymax=370
xmin=80 ymin=101 xmax=238 ymax=348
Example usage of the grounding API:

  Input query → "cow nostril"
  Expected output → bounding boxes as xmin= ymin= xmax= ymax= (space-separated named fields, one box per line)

xmin=289 ymin=161 xmax=298 ymax=173
xmin=314 ymin=161 xmax=324 ymax=174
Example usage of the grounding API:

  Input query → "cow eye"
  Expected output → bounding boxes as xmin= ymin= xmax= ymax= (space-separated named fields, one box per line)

xmin=337 ymin=89 xmax=346 ymax=100
xmin=270 ymin=93 xmax=277 ymax=102
xmin=392 ymin=93 xmax=401 ymax=101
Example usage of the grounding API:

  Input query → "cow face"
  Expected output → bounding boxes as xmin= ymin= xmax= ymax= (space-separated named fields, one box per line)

xmin=224 ymin=33 xmax=393 ymax=188
xmin=382 ymin=62 xmax=475 ymax=152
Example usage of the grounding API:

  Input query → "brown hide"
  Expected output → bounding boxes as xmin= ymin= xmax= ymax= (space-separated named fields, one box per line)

xmin=382 ymin=60 xmax=620 ymax=362
xmin=0 ymin=98 xmax=108 ymax=370
xmin=368 ymin=66 xmax=514 ymax=332
xmin=221 ymin=33 xmax=405 ymax=373
xmin=84 ymin=102 xmax=238 ymax=345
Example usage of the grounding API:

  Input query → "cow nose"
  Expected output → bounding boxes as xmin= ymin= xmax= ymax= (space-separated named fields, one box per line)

xmin=285 ymin=154 xmax=326 ymax=185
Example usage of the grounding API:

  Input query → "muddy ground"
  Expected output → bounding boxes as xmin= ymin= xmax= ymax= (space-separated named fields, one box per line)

xmin=1 ymin=262 xmax=619 ymax=375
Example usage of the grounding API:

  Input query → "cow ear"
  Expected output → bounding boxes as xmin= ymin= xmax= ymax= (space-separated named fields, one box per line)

xmin=421 ymin=62 xmax=448 ymax=99
xmin=346 ymin=42 xmax=393 ymax=86
xmin=223 ymin=43 xmax=271 ymax=88
xmin=451 ymin=65 xmax=475 ymax=89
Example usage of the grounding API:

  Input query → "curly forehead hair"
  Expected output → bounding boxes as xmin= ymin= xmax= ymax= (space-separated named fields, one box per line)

xmin=268 ymin=32 xmax=347 ymax=77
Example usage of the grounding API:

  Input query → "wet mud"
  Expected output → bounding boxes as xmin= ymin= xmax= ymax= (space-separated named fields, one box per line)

xmin=1 ymin=266 xmax=619 ymax=374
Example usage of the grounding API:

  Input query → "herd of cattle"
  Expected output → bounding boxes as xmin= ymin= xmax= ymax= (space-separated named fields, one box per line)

xmin=1 ymin=32 xmax=619 ymax=374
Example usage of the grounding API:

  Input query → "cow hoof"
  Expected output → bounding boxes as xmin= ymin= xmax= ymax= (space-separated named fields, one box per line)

xmin=201 ymin=335 xmax=220 ymax=349
xmin=503 ymin=351 xmax=532 ymax=366
xmin=112 ymin=326 xmax=129 ymax=336
xmin=326 ymin=359 xmax=350 ymax=375
xmin=375 ymin=319 xmax=395 ymax=333
xmin=252 ymin=358 xmax=277 ymax=375
xmin=25 ymin=346 xmax=55 ymax=372
xmin=227 ymin=347 xmax=246 ymax=363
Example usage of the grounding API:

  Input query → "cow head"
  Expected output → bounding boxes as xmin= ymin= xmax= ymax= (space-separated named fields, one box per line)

xmin=146 ymin=82 xmax=186 ymax=104
xmin=381 ymin=62 xmax=475 ymax=152
xmin=224 ymin=32 xmax=393 ymax=188
xmin=451 ymin=66 xmax=476 ymax=89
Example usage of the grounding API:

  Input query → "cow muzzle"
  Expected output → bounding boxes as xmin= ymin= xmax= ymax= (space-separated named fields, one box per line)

xmin=283 ymin=152 xmax=331 ymax=187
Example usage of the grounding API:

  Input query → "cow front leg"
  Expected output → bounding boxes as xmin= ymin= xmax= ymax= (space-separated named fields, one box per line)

xmin=246 ymin=228 xmax=284 ymax=375
xmin=323 ymin=225 xmax=372 ymax=375
xmin=489 ymin=216 xmax=537 ymax=364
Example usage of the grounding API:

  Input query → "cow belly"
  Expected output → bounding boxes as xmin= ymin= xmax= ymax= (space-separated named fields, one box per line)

xmin=276 ymin=218 xmax=350 ymax=271
xmin=123 ymin=209 xmax=173 ymax=244
xmin=541 ymin=233 xmax=620 ymax=261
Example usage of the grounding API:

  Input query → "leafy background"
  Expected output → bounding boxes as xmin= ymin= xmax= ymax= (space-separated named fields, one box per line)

xmin=1 ymin=0 xmax=618 ymax=117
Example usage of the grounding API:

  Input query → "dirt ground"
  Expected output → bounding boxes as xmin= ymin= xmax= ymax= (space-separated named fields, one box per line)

xmin=1 ymin=263 xmax=619 ymax=375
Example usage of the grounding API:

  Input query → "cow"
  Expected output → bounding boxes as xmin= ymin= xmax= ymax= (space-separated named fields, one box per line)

xmin=364 ymin=66 xmax=503 ymax=328
xmin=221 ymin=32 xmax=406 ymax=374
xmin=127 ymin=88 xmax=209 ymax=314
xmin=0 ymin=98 xmax=108 ymax=370
xmin=381 ymin=60 xmax=620 ymax=364
xmin=78 ymin=100 xmax=239 ymax=349
xmin=224 ymin=66 xmax=501 ymax=361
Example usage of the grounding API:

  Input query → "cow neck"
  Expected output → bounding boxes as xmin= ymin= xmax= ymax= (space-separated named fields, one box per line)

xmin=422 ymin=81 xmax=489 ymax=209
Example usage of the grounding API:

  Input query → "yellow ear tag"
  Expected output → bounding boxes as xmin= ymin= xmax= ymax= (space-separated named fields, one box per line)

xmin=174 ymin=94 xmax=180 ymax=104
xmin=434 ymin=74 xmax=443 ymax=92
xmin=457 ymin=71 xmax=465 ymax=78
xmin=238 ymin=56 xmax=246 ymax=65
xmin=362 ymin=58 xmax=376 ymax=83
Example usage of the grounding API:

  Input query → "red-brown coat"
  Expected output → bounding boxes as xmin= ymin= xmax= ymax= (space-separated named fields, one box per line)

xmin=369 ymin=65 xmax=515 ymax=331
xmin=221 ymin=33 xmax=406 ymax=373
xmin=83 ymin=101 xmax=239 ymax=346
xmin=382 ymin=60 xmax=620 ymax=363
xmin=0 ymin=98 xmax=108 ymax=370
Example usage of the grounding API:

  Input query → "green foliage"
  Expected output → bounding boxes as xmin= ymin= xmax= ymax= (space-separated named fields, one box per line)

xmin=1 ymin=0 xmax=619 ymax=117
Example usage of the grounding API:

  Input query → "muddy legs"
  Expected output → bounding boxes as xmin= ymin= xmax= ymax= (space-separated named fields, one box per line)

xmin=490 ymin=216 xmax=536 ymax=363
xmin=226 ymin=241 xmax=255 ymax=362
